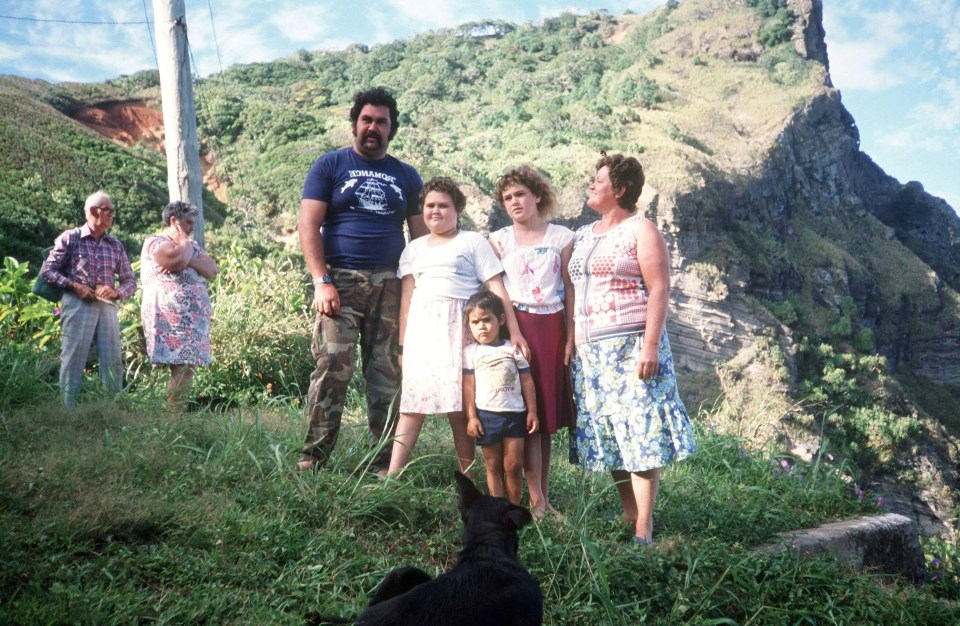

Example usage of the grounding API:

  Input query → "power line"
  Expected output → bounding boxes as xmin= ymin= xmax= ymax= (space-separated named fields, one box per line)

xmin=0 ymin=14 xmax=172 ymax=26
xmin=141 ymin=0 xmax=160 ymax=72
xmin=185 ymin=9 xmax=251 ymax=217
xmin=206 ymin=0 xmax=226 ymax=78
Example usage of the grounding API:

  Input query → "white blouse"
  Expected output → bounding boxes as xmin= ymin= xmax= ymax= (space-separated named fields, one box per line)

xmin=489 ymin=223 xmax=574 ymax=314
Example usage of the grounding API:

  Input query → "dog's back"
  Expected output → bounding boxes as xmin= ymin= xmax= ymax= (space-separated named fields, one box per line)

xmin=351 ymin=473 xmax=542 ymax=626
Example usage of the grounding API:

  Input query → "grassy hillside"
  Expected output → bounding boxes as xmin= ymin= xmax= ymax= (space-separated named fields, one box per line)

xmin=0 ymin=76 xmax=225 ymax=266
xmin=0 ymin=400 xmax=956 ymax=624
xmin=187 ymin=2 xmax=817 ymax=227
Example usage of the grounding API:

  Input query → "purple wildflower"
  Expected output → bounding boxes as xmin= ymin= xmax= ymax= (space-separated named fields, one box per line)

xmin=854 ymin=486 xmax=865 ymax=501
xmin=53 ymin=308 xmax=61 ymax=316
xmin=876 ymin=497 xmax=886 ymax=507
xmin=931 ymin=558 xmax=942 ymax=569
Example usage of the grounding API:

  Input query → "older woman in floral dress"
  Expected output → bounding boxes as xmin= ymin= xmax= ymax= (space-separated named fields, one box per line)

xmin=140 ymin=201 xmax=218 ymax=409
xmin=569 ymin=153 xmax=696 ymax=545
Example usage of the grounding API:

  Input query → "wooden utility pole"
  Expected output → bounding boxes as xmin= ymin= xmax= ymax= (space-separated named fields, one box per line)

xmin=153 ymin=0 xmax=205 ymax=246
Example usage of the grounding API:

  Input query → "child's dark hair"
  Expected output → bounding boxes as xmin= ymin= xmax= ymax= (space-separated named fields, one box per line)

xmin=464 ymin=289 xmax=509 ymax=340
xmin=421 ymin=176 xmax=467 ymax=213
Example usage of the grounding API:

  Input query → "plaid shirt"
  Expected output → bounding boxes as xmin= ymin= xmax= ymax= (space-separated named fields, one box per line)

xmin=41 ymin=224 xmax=137 ymax=301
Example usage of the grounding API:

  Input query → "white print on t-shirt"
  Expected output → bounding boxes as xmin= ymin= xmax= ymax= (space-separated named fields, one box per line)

xmin=340 ymin=179 xmax=358 ymax=193
xmin=348 ymin=169 xmax=398 ymax=184
xmin=354 ymin=179 xmax=391 ymax=215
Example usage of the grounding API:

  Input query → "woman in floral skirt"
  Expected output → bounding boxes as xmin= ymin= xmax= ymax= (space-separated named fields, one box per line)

xmin=569 ymin=153 xmax=696 ymax=545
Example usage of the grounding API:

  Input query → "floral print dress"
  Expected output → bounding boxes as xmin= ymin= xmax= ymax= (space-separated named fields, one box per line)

xmin=140 ymin=234 xmax=212 ymax=366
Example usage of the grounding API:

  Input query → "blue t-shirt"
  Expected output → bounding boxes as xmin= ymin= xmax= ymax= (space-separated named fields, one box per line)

xmin=302 ymin=146 xmax=423 ymax=270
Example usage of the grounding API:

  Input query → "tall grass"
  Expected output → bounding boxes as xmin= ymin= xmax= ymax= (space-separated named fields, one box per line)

xmin=1 ymin=398 xmax=956 ymax=625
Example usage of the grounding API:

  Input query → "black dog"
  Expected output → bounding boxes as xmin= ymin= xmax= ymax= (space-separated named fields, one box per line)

xmin=312 ymin=471 xmax=542 ymax=626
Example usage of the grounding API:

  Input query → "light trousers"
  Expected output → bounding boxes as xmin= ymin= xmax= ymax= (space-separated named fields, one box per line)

xmin=59 ymin=292 xmax=123 ymax=406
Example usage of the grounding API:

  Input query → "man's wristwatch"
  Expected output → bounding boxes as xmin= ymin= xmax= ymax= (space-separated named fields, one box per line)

xmin=313 ymin=274 xmax=333 ymax=285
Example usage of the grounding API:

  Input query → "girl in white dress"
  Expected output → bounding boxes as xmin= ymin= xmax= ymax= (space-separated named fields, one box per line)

xmin=388 ymin=177 xmax=529 ymax=475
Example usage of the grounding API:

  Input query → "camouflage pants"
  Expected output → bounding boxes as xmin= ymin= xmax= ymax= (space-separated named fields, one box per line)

xmin=301 ymin=267 xmax=401 ymax=469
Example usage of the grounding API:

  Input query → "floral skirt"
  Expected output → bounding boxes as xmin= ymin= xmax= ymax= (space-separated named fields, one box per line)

xmin=571 ymin=330 xmax=696 ymax=472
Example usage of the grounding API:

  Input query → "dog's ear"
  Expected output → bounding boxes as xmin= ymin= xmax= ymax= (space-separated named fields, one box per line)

xmin=454 ymin=471 xmax=481 ymax=512
xmin=504 ymin=505 xmax=533 ymax=531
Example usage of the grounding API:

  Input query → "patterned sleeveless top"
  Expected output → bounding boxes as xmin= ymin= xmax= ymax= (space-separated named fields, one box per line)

xmin=569 ymin=216 xmax=648 ymax=345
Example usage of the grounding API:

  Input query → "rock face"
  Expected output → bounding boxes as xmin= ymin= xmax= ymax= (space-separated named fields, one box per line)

xmin=754 ymin=513 xmax=925 ymax=581
xmin=72 ymin=100 xmax=165 ymax=150
xmin=640 ymin=2 xmax=960 ymax=384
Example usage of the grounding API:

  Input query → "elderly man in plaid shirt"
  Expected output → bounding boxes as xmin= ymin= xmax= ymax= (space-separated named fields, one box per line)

xmin=41 ymin=190 xmax=137 ymax=407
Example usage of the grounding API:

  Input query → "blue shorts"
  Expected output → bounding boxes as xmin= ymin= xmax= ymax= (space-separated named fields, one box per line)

xmin=475 ymin=409 xmax=527 ymax=446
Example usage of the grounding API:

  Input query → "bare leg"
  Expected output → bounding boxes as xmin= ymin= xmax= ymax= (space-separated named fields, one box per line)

xmin=167 ymin=364 xmax=195 ymax=411
xmin=613 ymin=468 xmax=661 ymax=540
xmin=523 ymin=433 xmax=547 ymax=516
xmin=503 ymin=437 xmax=526 ymax=505
xmin=612 ymin=470 xmax=638 ymax=525
xmin=447 ymin=411 xmax=475 ymax=473
xmin=388 ymin=413 xmax=425 ymax=474
xmin=481 ymin=442 xmax=505 ymax=497
xmin=540 ymin=433 xmax=555 ymax=509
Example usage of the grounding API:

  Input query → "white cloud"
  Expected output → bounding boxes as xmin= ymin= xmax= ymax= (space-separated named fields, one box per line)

xmin=909 ymin=78 xmax=960 ymax=131
xmin=0 ymin=40 xmax=26 ymax=64
xmin=269 ymin=6 xmax=334 ymax=44
xmin=203 ymin=24 xmax=281 ymax=68
xmin=827 ymin=39 xmax=908 ymax=91
xmin=383 ymin=0 xmax=461 ymax=28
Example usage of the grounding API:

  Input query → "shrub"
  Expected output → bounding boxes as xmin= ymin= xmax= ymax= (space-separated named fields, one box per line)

xmin=0 ymin=256 xmax=61 ymax=409
xmin=189 ymin=236 xmax=313 ymax=406
xmin=854 ymin=328 xmax=875 ymax=353
xmin=770 ymin=299 xmax=798 ymax=326
xmin=758 ymin=8 xmax=796 ymax=48
xmin=799 ymin=342 xmax=922 ymax=471
xmin=761 ymin=47 xmax=810 ymax=87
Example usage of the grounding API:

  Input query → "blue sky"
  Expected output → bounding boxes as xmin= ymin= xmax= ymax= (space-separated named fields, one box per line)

xmin=1 ymin=0 xmax=957 ymax=211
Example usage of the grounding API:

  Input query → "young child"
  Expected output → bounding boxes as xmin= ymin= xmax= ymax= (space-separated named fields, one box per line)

xmin=489 ymin=165 xmax=575 ymax=517
xmin=462 ymin=289 xmax=538 ymax=505
xmin=388 ymin=177 xmax=529 ymax=475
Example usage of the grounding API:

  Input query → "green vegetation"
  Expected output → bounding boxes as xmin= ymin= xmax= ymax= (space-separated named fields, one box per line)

xmin=1 ymin=1 xmax=958 ymax=621
xmin=0 ymin=256 xmax=62 ymax=411
xmin=797 ymin=341 xmax=924 ymax=471
xmin=748 ymin=0 xmax=796 ymax=48
xmin=2 ymin=239 xmax=957 ymax=622
xmin=0 ymin=78 xmax=226 ymax=268
xmin=1 ymin=400 xmax=956 ymax=624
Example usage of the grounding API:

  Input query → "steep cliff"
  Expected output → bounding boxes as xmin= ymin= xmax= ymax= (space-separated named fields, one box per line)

xmin=605 ymin=0 xmax=960 ymax=388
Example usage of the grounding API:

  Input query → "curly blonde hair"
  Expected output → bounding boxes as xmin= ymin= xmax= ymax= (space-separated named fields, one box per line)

xmin=494 ymin=165 xmax=557 ymax=219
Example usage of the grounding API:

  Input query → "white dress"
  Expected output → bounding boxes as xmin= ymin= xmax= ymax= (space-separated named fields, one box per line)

xmin=398 ymin=231 xmax=503 ymax=414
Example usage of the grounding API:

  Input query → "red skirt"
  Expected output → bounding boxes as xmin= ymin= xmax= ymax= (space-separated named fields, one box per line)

xmin=515 ymin=308 xmax=575 ymax=434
